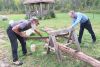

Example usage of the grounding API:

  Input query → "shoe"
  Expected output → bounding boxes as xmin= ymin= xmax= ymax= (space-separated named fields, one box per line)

xmin=13 ymin=61 xmax=23 ymax=66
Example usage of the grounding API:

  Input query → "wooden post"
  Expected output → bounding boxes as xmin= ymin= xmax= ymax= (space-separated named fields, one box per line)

xmin=40 ymin=3 xmax=43 ymax=19
xmin=47 ymin=35 xmax=54 ymax=54
xmin=24 ymin=5 xmax=27 ymax=14
xmin=34 ymin=4 xmax=38 ymax=17
xmin=24 ymin=5 xmax=29 ymax=18
xmin=72 ymin=30 xmax=81 ymax=51
xmin=67 ymin=29 xmax=81 ymax=51
xmin=50 ymin=35 xmax=62 ymax=62
xmin=47 ymin=4 xmax=50 ymax=12
xmin=29 ymin=4 xmax=31 ymax=18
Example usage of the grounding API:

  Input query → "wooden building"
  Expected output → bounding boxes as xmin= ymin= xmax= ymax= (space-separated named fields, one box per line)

xmin=23 ymin=0 xmax=55 ymax=19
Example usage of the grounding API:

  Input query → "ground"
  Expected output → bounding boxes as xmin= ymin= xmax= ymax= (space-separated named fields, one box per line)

xmin=0 ymin=29 xmax=10 ymax=67
xmin=0 ymin=13 xmax=100 ymax=67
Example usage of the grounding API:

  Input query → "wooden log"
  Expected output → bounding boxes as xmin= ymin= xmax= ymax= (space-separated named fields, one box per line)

xmin=48 ymin=28 xmax=70 ymax=36
xmin=43 ymin=27 xmax=69 ymax=35
xmin=58 ymin=45 xmax=100 ymax=67
xmin=26 ymin=34 xmax=69 ymax=40
xmin=26 ymin=36 xmax=49 ymax=40
xmin=26 ymin=36 xmax=49 ymax=43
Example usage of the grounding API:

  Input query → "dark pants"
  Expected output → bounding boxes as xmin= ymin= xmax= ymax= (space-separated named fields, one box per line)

xmin=78 ymin=19 xmax=96 ymax=43
xmin=7 ymin=26 xmax=27 ymax=62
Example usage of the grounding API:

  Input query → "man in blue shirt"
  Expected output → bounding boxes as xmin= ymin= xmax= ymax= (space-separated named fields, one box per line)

xmin=68 ymin=11 xmax=96 ymax=44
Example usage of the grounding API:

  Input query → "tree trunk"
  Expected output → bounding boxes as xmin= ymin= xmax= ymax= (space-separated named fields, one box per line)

xmin=59 ymin=45 xmax=100 ymax=67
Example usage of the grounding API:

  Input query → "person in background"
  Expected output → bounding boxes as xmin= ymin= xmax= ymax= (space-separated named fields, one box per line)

xmin=7 ymin=17 xmax=42 ymax=66
xmin=68 ymin=11 xmax=96 ymax=44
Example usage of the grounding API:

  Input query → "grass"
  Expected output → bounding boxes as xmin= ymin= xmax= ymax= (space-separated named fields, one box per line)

xmin=0 ymin=13 xmax=100 ymax=67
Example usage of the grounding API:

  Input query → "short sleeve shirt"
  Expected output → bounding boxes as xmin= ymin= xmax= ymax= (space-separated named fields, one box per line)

xmin=10 ymin=20 xmax=31 ymax=32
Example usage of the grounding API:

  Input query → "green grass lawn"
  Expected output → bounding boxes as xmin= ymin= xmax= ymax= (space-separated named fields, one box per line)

xmin=1 ymin=13 xmax=100 ymax=67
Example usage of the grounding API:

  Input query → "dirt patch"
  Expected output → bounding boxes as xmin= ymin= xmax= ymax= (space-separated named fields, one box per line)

xmin=0 ymin=29 xmax=11 ymax=67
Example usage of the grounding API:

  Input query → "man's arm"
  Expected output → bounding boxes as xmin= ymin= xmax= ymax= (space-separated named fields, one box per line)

xmin=68 ymin=14 xmax=82 ymax=31
xmin=12 ymin=25 xmax=25 ymax=37
xmin=34 ymin=30 xmax=42 ymax=37
xmin=31 ymin=24 xmax=42 ymax=37
xmin=71 ymin=14 xmax=82 ymax=28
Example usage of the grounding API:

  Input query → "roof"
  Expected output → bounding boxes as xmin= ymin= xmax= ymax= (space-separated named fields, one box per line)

xmin=24 ymin=0 xmax=55 ymax=4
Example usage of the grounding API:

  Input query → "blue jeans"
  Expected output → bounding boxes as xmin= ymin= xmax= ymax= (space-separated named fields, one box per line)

xmin=7 ymin=26 xmax=27 ymax=62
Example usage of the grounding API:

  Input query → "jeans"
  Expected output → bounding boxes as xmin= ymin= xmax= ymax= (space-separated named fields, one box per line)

xmin=7 ymin=26 xmax=27 ymax=62
xmin=78 ymin=19 xmax=96 ymax=43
